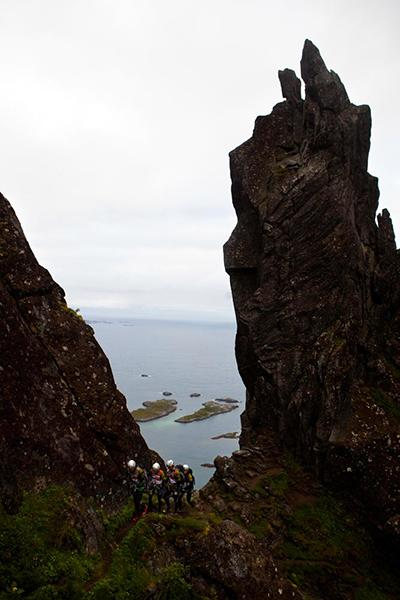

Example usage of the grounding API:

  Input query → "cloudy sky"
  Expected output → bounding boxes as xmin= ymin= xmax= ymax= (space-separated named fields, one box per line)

xmin=0 ymin=1 xmax=398 ymax=322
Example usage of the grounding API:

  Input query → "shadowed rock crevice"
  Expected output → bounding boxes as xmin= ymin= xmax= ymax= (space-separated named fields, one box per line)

xmin=224 ymin=39 xmax=400 ymax=542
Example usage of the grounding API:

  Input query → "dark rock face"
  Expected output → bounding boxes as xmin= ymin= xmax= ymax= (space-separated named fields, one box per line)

xmin=183 ymin=518 xmax=301 ymax=599
xmin=0 ymin=192 xmax=156 ymax=512
xmin=224 ymin=40 xmax=400 ymax=537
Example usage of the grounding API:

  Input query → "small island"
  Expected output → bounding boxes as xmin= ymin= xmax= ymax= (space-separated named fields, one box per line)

xmin=211 ymin=431 xmax=239 ymax=440
xmin=175 ymin=400 xmax=238 ymax=423
xmin=131 ymin=399 xmax=177 ymax=422
xmin=214 ymin=397 xmax=239 ymax=404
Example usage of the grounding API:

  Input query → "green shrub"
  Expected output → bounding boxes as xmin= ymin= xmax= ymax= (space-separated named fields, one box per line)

xmin=157 ymin=563 xmax=193 ymax=599
xmin=355 ymin=583 xmax=389 ymax=600
xmin=102 ymin=499 xmax=135 ymax=539
xmin=0 ymin=488 xmax=201 ymax=599
xmin=0 ymin=486 xmax=94 ymax=598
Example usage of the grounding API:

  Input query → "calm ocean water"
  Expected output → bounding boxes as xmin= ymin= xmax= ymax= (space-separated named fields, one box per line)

xmin=90 ymin=319 xmax=245 ymax=488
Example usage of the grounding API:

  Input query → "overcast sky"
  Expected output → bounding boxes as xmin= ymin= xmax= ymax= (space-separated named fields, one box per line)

xmin=0 ymin=1 xmax=398 ymax=322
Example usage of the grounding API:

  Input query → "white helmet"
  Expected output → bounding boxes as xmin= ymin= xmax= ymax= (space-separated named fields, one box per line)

xmin=167 ymin=459 xmax=174 ymax=467
xmin=183 ymin=464 xmax=189 ymax=470
xmin=127 ymin=459 xmax=136 ymax=469
xmin=152 ymin=462 xmax=160 ymax=471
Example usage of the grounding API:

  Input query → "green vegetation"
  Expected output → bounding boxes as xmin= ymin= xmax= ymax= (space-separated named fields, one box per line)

xmin=101 ymin=498 xmax=136 ymax=539
xmin=162 ymin=515 xmax=208 ymax=540
xmin=90 ymin=519 xmax=155 ymax=599
xmin=248 ymin=471 xmax=289 ymax=540
xmin=2 ymin=472 xmax=399 ymax=599
xmin=90 ymin=512 xmax=208 ymax=599
xmin=279 ymin=492 xmax=399 ymax=599
xmin=0 ymin=486 xmax=94 ymax=599
xmin=354 ymin=584 xmax=390 ymax=600
xmin=0 ymin=487 xmax=202 ymax=599
xmin=252 ymin=475 xmax=271 ymax=499
xmin=252 ymin=470 xmax=288 ymax=499
xmin=370 ymin=388 xmax=400 ymax=419
xmin=243 ymin=450 xmax=400 ymax=599
xmin=175 ymin=401 xmax=237 ymax=423
xmin=281 ymin=494 xmax=363 ymax=564
xmin=131 ymin=399 xmax=177 ymax=422
xmin=268 ymin=472 xmax=289 ymax=496
xmin=60 ymin=303 xmax=84 ymax=322
xmin=248 ymin=512 xmax=271 ymax=540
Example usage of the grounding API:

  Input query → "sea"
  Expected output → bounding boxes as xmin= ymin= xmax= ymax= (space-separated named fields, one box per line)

xmin=90 ymin=318 xmax=245 ymax=488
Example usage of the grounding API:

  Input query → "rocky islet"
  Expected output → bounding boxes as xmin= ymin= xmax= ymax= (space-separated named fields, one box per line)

xmin=210 ymin=432 xmax=239 ymax=440
xmin=175 ymin=400 xmax=239 ymax=423
xmin=130 ymin=399 xmax=178 ymax=422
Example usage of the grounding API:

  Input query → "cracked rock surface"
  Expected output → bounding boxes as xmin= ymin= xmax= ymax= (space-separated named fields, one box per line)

xmin=224 ymin=39 xmax=400 ymax=541
xmin=0 ymin=192 xmax=157 ymax=514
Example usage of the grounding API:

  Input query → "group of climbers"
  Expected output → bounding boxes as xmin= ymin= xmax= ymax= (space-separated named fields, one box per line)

xmin=127 ymin=458 xmax=195 ymax=515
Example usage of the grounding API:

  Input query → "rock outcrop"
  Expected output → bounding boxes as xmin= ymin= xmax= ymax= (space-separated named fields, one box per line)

xmin=224 ymin=40 xmax=400 ymax=540
xmin=0 ymin=192 xmax=157 ymax=513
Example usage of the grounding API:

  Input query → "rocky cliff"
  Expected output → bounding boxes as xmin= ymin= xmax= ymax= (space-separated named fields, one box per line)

xmin=224 ymin=40 xmax=400 ymax=542
xmin=1 ymin=41 xmax=400 ymax=599
xmin=0 ymin=192 xmax=156 ymax=514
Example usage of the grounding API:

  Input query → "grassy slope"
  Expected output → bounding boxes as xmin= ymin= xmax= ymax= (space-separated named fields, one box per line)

xmin=205 ymin=450 xmax=400 ymax=600
xmin=1 ymin=449 xmax=400 ymax=599
xmin=0 ymin=486 xmax=209 ymax=599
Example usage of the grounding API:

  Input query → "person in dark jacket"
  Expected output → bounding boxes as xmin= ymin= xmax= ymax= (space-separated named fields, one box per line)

xmin=182 ymin=464 xmax=195 ymax=507
xmin=166 ymin=459 xmax=184 ymax=513
xmin=127 ymin=459 xmax=147 ymax=514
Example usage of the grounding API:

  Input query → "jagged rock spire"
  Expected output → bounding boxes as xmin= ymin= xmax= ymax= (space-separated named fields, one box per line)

xmin=300 ymin=39 xmax=350 ymax=111
xmin=278 ymin=68 xmax=302 ymax=104
xmin=225 ymin=41 xmax=400 ymax=546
